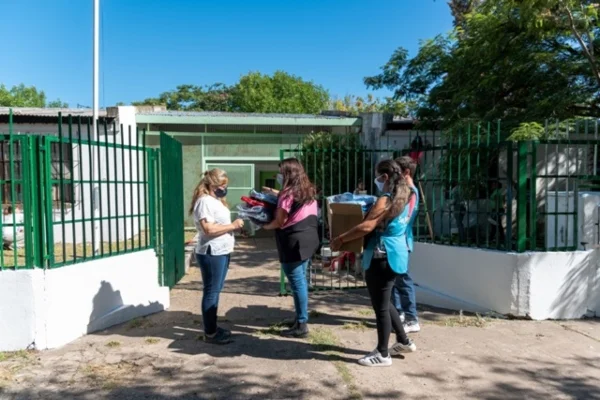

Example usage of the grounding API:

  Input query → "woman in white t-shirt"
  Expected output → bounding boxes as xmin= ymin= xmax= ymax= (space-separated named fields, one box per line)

xmin=190 ymin=168 xmax=244 ymax=345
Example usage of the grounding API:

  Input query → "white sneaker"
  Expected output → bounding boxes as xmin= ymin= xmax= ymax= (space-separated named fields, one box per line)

xmin=404 ymin=321 xmax=421 ymax=333
xmin=399 ymin=312 xmax=406 ymax=323
xmin=389 ymin=340 xmax=417 ymax=356
xmin=357 ymin=350 xmax=392 ymax=367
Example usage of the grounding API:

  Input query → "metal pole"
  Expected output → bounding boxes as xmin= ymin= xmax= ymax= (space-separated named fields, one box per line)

xmin=92 ymin=0 xmax=100 ymax=255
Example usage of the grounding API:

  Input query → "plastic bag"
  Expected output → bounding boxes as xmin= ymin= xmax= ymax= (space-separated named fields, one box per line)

xmin=326 ymin=192 xmax=377 ymax=213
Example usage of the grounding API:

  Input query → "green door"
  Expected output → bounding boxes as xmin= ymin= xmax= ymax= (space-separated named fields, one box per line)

xmin=160 ymin=132 xmax=185 ymax=288
xmin=259 ymin=170 xmax=280 ymax=191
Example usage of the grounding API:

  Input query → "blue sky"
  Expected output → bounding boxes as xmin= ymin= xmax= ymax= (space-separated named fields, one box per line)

xmin=0 ymin=0 xmax=453 ymax=108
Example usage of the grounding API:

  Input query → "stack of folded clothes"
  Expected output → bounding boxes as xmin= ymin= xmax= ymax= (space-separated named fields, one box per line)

xmin=237 ymin=190 xmax=278 ymax=229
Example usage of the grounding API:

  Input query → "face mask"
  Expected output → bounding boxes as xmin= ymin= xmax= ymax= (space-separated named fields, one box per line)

xmin=374 ymin=176 xmax=386 ymax=193
xmin=214 ymin=187 xmax=228 ymax=198
xmin=276 ymin=174 xmax=284 ymax=186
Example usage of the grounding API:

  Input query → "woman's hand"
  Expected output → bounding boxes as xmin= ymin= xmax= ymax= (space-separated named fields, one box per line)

xmin=232 ymin=219 xmax=245 ymax=230
xmin=330 ymin=237 xmax=343 ymax=252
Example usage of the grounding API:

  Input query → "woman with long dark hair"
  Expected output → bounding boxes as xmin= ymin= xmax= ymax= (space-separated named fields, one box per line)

xmin=264 ymin=158 xmax=319 ymax=338
xmin=189 ymin=168 xmax=244 ymax=345
xmin=331 ymin=160 xmax=417 ymax=367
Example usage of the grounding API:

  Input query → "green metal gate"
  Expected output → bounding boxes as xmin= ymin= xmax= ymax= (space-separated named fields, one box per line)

xmin=279 ymin=141 xmax=394 ymax=295
xmin=159 ymin=132 xmax=185 ymax=288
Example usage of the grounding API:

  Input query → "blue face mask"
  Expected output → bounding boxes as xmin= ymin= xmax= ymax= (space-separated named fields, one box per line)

xmin=214 ymin=187 xmax=228 ymax=198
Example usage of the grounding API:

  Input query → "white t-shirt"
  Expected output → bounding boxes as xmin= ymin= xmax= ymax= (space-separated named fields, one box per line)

xmin=193 ymin=195 xmax=234 ymax=256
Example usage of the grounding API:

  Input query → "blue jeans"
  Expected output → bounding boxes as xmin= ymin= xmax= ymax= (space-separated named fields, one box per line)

xmin=282 ymin=260 xmax=310 ymax=324
xmin=391 ymin=273 xmax=418 ymax=322
xmin=196 ymin=250 xmax=230 ymax=335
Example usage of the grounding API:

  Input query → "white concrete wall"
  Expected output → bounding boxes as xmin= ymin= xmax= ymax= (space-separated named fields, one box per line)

xmin=0 ymin=250 xmax=169 ymax=351
xmin=411 ymin=243 xmax=600 ymax=320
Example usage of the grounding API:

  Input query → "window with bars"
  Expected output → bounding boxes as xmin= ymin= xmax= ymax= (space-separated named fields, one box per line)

xmin=0 ymin=140 xmax=73 ymax=206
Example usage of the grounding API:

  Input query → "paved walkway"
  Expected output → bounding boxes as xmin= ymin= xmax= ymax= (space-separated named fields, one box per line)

xmin=1 ymin=239 xmax=599 ymax=399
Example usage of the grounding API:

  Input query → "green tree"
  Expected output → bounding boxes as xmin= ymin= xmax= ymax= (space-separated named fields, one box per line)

xmin=132 ymin=83 xmax=233 ymax=111
xmin=232 ymin=71 xmax=329 ymax=114
xmin=365 ymin=0 xmax=600 ymax=131
xmin=299 ymin=132 xmax=372 ymax=197
xmin=0 ymin=84 xmax=68 ymax=108
xmin=330 ymin=94 xmax=414 ymax=116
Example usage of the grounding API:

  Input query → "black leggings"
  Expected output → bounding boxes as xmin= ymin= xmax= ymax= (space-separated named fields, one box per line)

xmin=365 ymin=258 xmax=409 ymax=357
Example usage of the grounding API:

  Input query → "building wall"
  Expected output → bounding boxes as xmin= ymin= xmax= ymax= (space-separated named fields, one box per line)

xmin=0 ymin=250 xmax=169 ymax=351
xmin=411 ymin=242 xmax=599 ymax=319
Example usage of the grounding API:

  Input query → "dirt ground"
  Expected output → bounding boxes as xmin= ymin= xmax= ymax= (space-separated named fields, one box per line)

xmin=1 ymin=238 xmax=599 ymax=400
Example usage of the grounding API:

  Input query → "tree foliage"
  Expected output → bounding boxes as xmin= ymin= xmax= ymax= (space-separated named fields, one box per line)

xmin=132 ymin=83 xmax=232 ymax=112
xmin=366 ymin=0 xmax=600 ymax=132
xmin=299 ymin=132 xmax=371 ymax=196
xmin=0 ymin=84 xmax=67 ymax=108
xmin=231 ymin=71 xmax=329 ymax=114
xmin=329 ymin=94 xmax=414 ymax=116
xmin=134 ymin=71 xmax=330 ymax=114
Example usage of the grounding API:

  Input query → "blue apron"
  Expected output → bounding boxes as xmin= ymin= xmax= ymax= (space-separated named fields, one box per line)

xmin=362 ymin=188 xmax=419 ymax=274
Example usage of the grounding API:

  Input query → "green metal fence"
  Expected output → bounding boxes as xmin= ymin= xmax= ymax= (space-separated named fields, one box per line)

xmin=0 ymin=110 xmax=157 ymax=270
xmin=407 ymin=121 xmax=600 ymax=252
xmin=278 ymin=121 xmax=600 ymax=293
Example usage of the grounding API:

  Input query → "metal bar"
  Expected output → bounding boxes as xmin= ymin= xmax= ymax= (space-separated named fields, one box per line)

xmin=530 ymin=142 xmax=537 ymax=250
xmin=142 ymin=128 xmax=148 ymax=248
xmin=58 ymin=112 xmax=67 ymax=263
xmin=113 ymin=121 xmax=120 ymax=253
xmin=506 ymin=138 xmax=514 ymax=251
xmin=68 ymin=115 xmax=77 ymax=261
xmin=134 ymin=127 xmax=141 ymax=249
xmin=96 ymin=121 xmax=104 ymax=257
xmin=121 ymin=124 xmax=128 ymax=252
xmin=77 ymin=116 xmax=87 ymax=260
xmin=45 ymin=136 xmax=56 ymax=265
xmin=129 ymin=126 xmax=135 ymax=250
xmin=516 ymin=141 xmax=528 ymax=252
xmin=104 ymin=119 xmax=112 ymax=255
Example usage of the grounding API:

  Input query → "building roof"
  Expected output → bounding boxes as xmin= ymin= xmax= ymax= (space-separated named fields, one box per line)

xmin=136 ymin=111 xmax=361 ymax=127
xmin=0 ymin=107 xmax=108 ymax=118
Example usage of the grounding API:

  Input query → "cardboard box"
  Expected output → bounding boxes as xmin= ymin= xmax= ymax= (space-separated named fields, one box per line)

xmin=327 ymin=202 xmax=365 ymax=253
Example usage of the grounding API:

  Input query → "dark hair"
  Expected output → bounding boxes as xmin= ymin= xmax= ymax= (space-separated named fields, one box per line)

xmin=395 ymin=156 xmax=417 ymax=177
xmin=376 ymin=159 xmax=410 ymax=220
xmin=279 ymin=158 xmax=316 ymax=205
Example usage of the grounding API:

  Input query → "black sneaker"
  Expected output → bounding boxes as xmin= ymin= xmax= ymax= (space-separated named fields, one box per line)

xmin=281 ymin=318 xmax=297 ymax=328
xmin=204 ymin=328 xmax=232 ymax=345
xmin=281 ymin=322 xmax=309 ymax=338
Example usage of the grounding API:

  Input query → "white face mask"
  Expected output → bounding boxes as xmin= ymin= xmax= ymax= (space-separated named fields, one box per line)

xmin=374 ymin=176 xmax=386 ymax=192
xmin=276 ymin=173 xmax=284 ymax=186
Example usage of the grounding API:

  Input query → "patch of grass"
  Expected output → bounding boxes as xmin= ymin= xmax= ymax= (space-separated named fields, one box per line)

xmin=3 ymin=231 xmax=151 ymax=268
xmin=0 ymin=350 xmax=30 ymax=363
xmin=342 ymin=320 xmax=369 ymax=331
xmin=145 ymin=338 xmax=160 ymax=344
xmin=105 ymin=341 xmax=121 ymax=348
xmin=308 ymin=328 xmax=362 ymax=399
xmin=309 ymin=310 xmax=322 ymax=319
xmin=333 ymin=361 xmax=362 ymax=400
xmin=427 ymin=311 xmax=490 ymax=328
xmin=308 ymin=327 xmax=338 ymax=351
xmin=356 ymin=309 xmax=374 ymax=317
xmin=81 ymin=362 xmax=137 ymax=390
xmin=256 ymin=322 xmax=286 ymax=337
xmin=128 ymin=318 xmax=154 ymax=330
